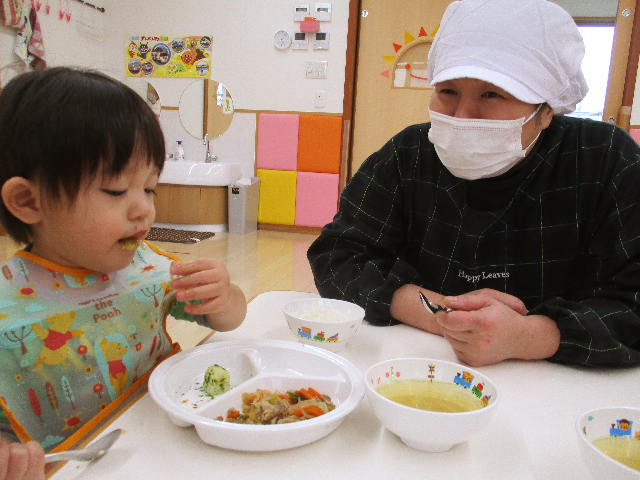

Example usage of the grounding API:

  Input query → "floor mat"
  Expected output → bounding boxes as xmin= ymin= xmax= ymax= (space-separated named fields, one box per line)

xmin=145 ymin=227 xmax=215 ymax=244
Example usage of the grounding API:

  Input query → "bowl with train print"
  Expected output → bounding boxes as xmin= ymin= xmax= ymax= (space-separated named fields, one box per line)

xmin=365 ymin=357 xmax=499 ymax=452
xmin=576 ymin=406 xmax=640 ymax=479
xmin=282 ymin=297 xmax=365 ymax=353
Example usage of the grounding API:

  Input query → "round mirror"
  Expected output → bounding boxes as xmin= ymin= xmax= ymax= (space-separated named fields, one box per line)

xmin=179 ymin=79 xmax=234 ymax=140
xmin=125 ymin=78 xmax=162 ymax=117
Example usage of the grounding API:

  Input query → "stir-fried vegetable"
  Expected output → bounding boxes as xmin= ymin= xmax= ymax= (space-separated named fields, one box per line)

xmin=216 ymin=388 xmax=335 ymax=425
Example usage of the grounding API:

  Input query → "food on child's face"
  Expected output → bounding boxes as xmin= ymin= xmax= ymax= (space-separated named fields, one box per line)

xmin=118 ymin=237 xmax=140 ymax=251
xmin=217 ymin=388 xmax=335 ymax=424
xmin=202 ymin=364 xmax=231 ymax=397
xmin=592 ymin=436 xmax=640 ymax=471
xmin=376 ymin=379 xmax=484 ymax=413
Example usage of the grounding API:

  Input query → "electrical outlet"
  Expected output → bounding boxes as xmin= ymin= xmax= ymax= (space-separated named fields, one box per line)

xmin=315 ymin=90 xmax=325 ymax=108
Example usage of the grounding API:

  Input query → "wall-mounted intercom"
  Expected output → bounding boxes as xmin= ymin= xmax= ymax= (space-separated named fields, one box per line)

xmin=314 ymin=3 xmax=332 ymax=21
xmin=292 ymin=31 xmax=309 ymax=49
xmin=293 ymin=4 xmax=310 ymax=21
xmin=313 ymin=32 xmax=330 ymax=50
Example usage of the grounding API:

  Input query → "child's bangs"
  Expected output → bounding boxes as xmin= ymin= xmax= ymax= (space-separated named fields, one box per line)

xmin=42 ymin=71 xmax=165 ymax=197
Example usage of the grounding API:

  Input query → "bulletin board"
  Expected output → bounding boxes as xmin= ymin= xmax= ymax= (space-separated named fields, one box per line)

xmin=125 ymin=35 xmax=212 ymax=78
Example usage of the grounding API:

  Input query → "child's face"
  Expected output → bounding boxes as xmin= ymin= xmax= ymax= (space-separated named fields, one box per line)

xmin=30 ymin=156 xmax=160 ymax=272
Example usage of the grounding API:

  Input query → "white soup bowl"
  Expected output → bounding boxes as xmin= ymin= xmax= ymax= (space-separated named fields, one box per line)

xmin=365 ymin=357 xmax=499 ymax=452
xmin=576 ymin=406 xmax=640 ymax=479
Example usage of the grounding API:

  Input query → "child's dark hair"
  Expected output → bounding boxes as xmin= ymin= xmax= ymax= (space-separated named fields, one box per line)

xmin=0 ymin=66 xmax=165 ymax=244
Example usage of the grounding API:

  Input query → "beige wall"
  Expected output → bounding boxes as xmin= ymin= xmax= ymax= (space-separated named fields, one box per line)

xmin=1 ymin=0 xmax=350 ymax=177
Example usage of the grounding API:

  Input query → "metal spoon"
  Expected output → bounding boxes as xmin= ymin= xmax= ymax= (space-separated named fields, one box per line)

xmin=44 ymin=429 xmax=122 ymax=463
xmin=419 ymin=292 xmax=452 ymax=314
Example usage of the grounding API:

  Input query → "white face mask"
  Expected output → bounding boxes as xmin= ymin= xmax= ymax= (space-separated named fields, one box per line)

xmin=427 ymin=105 xmax=542 ymax=180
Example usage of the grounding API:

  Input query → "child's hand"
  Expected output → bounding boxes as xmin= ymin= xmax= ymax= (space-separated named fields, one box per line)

xmin=170 ymin=259 xmax=232 ymax=315
xmin=170 ymin=259 xmax=246 ymax=331
xmin=0 ymin=439 xmax=45 ymax=480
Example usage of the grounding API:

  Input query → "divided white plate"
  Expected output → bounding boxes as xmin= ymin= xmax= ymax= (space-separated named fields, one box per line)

xmin=148 ymin=339 xmax=365 ymax=451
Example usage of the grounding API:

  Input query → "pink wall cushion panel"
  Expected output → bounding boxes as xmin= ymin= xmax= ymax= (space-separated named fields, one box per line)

xmin=630 ymin=128 xmax=640 ymax=146
xmin=256 ymin=113 xmax=300 ymax=171
xmin=295 ymin=172 xmax=339 ymax=228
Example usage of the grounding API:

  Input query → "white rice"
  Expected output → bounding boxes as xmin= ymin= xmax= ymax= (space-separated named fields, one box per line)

xmin=298 ymin=306 xmax=348 ymax=323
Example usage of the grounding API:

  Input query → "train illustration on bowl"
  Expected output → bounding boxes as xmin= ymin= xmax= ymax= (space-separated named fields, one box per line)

xmin=297 ymin=326 xmax=339 ymax=343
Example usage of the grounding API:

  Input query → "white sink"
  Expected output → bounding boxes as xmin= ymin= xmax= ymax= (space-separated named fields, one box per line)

xmin=159 ymin=161 xmax=242 ymax=186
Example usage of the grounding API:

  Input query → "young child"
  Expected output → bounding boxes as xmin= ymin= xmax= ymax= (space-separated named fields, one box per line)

xmin=0 ymin=67 xmax=247 ymax=476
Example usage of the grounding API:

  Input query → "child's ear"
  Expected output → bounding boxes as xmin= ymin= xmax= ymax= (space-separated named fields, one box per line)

xmin=1 ymin=177 xmax=43 ymax=225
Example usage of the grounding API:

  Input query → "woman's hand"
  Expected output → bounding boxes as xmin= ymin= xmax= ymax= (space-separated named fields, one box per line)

xmin=170 ymin=259 xmax=247 ymax=331
xmin=0 ymin=439 xmax=45 ymax=480
xmin=436 ymin=289 xmax=560 ymax=366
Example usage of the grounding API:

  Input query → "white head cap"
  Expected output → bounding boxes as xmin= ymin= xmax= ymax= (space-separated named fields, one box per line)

xmin=427 ymin=0 xmax=588 ymax=115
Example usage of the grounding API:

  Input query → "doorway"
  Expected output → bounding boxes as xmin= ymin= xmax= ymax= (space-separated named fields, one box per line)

xmin=346 ymin=0 xmax=455 ymax=177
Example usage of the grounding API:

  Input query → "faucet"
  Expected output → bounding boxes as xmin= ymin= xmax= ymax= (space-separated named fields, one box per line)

xmin=204 ymin=134 xmax=217 ymax=163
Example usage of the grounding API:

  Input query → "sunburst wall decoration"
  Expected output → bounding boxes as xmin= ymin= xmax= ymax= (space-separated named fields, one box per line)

xmin=380 ymin=26 xmax=439 ymax=89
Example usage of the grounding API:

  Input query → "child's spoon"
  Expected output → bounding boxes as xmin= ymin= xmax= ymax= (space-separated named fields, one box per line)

xmin=44 ymin=429 xmax=122 ymax=463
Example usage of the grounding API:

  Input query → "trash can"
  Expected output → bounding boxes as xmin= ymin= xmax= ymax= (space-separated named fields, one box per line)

xmin=228 ymin=177 xmax=260 ymax=234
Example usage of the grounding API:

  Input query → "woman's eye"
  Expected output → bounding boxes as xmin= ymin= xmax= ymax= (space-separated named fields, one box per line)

xmin=483 ymin=91 xmax=502 ymax=99
xmin=145 ymin=188 xmax=157 ymax=195
xmin=438 ymin=88 xmax=457 ymax=95
xmin=103 ymin=189 xmax=125 ymax=197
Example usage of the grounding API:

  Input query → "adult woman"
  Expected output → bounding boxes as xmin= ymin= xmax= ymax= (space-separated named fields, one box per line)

xmin=308 ymin=0 xmax=640 ymax=367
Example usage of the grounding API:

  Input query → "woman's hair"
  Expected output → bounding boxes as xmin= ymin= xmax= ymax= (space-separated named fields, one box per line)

xmin=0 ymin=66 xmax=166 ymax=244
xmin=534 ymin=103 xmax=551 ymax=126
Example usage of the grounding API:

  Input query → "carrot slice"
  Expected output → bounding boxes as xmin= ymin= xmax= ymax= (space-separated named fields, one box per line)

xmin=303 ymin=405 xmax=325 ymax=417
xmin=306 ymin=387 xmax=322 ymax=399
xmin=227 ymin=408 xmax=241 ymax=419
xmin=293 ymin=407 xmax=304 ymax=416
xmin=298 ymin=388 xmax=312 ymax=400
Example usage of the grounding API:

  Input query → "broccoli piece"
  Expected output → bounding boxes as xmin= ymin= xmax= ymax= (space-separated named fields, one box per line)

xmin=202 ymin=364 xmax=230 ymax=397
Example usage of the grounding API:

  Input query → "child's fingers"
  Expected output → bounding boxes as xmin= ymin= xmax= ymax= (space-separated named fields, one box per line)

xmin=184 ymin=295 xmax=229 ymax=315
xmin=177 ymin=277 xmax=230 ymax=304
xmin=171 ymin=261 xmax=228 ymax=290
xmin=23 ymin=442 xmax=45 ymax=480
xmin=0 ymin=440 xmax=9 ymax=479
xmin=173 ymin=270 xmax=229 ymax=296
xmin=170 ymin=258 xmax=221 ymax=277
xmin=7 ymin=443 xmax=29 ymax=480
xmin=1 ymin=436 xmax=46 ymax=480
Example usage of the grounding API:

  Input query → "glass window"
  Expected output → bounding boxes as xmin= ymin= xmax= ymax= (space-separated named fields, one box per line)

xmin=567 ymin=26 xmax=615 ymax=122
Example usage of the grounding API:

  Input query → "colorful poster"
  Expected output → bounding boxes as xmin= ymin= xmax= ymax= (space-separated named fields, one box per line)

xmin=125 ymin=35 xmax=212 ymax=78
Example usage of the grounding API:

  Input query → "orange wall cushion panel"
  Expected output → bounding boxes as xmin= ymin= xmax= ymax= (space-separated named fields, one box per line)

xmin=297 ymin=115 xmax=342 ymax=173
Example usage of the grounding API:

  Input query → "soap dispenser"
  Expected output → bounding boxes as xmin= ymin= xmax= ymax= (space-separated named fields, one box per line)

xmin=174 ymin=141 xmax=185 ymax=161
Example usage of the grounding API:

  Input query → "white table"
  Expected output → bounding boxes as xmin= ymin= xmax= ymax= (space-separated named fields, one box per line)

xmin=51 ymin=291 xmax=640 ymax=480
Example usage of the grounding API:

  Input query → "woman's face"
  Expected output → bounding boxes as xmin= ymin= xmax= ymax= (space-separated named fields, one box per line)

xmin=429 ymin=77 xmax=553 ymax=150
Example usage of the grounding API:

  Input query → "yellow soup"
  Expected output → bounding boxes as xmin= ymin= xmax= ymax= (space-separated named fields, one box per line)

xmin=376 ymin=379 xmax=484 ymax=413
xmin=592 ymin=436 xmax=640 ymax=472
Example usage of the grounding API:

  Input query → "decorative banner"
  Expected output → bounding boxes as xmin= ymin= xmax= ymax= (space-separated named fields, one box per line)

xmin=125 ymin=35 xmax=212 ymax=78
